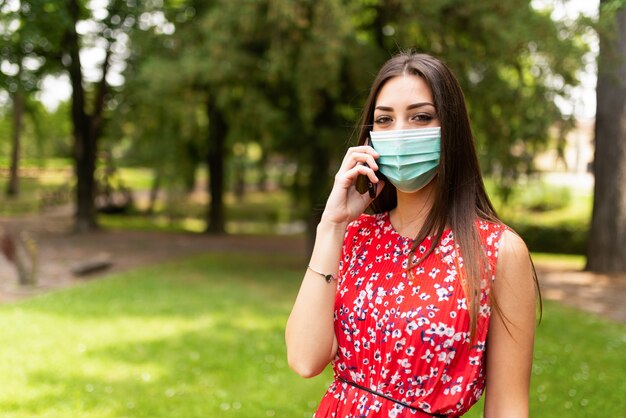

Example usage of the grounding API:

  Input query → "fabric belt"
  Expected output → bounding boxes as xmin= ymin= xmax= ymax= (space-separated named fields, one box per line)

xmin=337 ymin=376 xmax=447 ymax=417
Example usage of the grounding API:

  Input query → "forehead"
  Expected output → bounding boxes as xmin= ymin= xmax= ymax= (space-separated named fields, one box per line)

xmin=375 ymin=75 xmax=433 ymax=108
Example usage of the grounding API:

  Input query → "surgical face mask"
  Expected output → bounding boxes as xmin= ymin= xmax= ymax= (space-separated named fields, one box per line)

xmin=370 ymin=127 xmax=441 ymax=193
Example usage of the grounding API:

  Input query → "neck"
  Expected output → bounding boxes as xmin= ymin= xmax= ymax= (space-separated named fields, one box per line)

xmin=390 ymin=181 xmax=437 ymax=238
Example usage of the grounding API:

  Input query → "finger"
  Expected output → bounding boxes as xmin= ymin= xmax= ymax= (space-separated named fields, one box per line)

xmin=345 ymin=146 xmax=380 ymax=161
xmin=342 ymin=164 xmax=379 ymax=185
xmin=341 ymin=151 xmax=379 ymax=172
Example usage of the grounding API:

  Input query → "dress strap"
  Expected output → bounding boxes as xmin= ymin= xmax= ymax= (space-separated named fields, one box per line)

xmin=336 ymin=376 xmax=448 ymax=417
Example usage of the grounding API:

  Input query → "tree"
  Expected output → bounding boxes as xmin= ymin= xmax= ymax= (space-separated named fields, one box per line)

xmin=117 ymin=0 xmax=234 ymax=233
xmin=58 ymin=0 xmax=140 ymax=232
xmin=367 ymin=0 xmax=586 ymax=196
xmin=586 ymin=0 xmax=626 ymax=272
xmin=273 ymin=0 xmax=586 ymax=240
xmin=0 ymin=0 xmax=45 ymax=197
xmin=116 ymin=0 xmax=587 ymax=243
xmin=1 ymin=0 xmax=141 ymax=230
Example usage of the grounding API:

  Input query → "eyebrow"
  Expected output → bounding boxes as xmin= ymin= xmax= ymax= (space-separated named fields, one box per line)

xmin=375 ymin=102 xmax=435 ymax=111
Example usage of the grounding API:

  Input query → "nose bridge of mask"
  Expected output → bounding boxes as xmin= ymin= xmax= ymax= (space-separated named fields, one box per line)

xmin=372 ymin=138 xmax=440 ymax=155
xmin=370 ymin=126 xmax=440 ymax=143
xmin=370 ymin=127 xmax=440 ymax=138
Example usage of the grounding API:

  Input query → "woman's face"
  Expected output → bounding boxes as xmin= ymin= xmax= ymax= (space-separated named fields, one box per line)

xmin=372 ymin=75 xmax=440 ymax=132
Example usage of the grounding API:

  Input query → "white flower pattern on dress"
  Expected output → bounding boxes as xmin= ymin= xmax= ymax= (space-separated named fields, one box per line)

xmin=314 ymin=212 xmax=506 ymax=418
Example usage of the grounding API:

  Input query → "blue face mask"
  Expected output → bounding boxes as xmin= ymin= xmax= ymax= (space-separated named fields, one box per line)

xmin=370 ymin=127 xmax=441 ymax=193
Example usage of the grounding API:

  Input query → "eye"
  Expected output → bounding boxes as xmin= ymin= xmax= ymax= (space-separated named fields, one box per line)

xmin=374 ymin=115 xmax=393 ymax=125
xmin=411 ymin=113 xmax=435 ymax=123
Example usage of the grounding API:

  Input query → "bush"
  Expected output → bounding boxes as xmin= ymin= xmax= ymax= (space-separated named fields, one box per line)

xmin=507 ymin=218 xmax=589 ymax=255
xmin=518 ymin=183 xmax=572 ymax=212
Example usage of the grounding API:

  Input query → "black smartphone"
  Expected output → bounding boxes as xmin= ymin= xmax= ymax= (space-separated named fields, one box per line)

xmin=364 ymin=137 xmax=377 ymax=198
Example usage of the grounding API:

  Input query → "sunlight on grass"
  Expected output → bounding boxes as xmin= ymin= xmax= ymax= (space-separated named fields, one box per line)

xmin=0 ymin=253 xmax=623 ymax=417
xmin=117 ymin=167 xmax=155 ymax=190
xmin=0 ymin=254 xmax=331 ymax=417
xmin=37 ymin=170 xmax=72 ymax=185
xmin=531 ymin=252 xmax=586 ymax=270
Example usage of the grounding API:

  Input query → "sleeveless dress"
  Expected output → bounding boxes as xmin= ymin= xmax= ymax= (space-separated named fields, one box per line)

xmin=313 ymin=212 xmax=507 ymax=418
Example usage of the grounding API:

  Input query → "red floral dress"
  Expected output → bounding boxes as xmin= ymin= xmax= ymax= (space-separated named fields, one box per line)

xmin=314 ymin=212 xmax=507 ymax=417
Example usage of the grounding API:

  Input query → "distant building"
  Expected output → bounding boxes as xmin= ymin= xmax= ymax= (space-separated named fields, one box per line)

xmin=535 ymin=118 xmax=595 ymax=174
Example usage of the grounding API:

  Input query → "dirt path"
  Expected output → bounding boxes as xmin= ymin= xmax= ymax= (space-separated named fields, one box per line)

xmin=0 ymin=208 xmax=306 ymax=303
xmin=1 ymin=209 xmax=625 ymax=325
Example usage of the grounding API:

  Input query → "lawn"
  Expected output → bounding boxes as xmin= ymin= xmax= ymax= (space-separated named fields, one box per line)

xmin=0 ymin=253 xmax=624 ymax=417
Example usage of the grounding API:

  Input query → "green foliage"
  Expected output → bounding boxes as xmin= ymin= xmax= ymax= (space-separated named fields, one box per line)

xmin=485 ymin=178 xmax=591 ymax=255
xmin=0 ymin=254 xmax=624 ymax=416
xmin=114 ymin=0 xmax=589 ymax=222
xmin=509 ymin=218 xmax=589 ymax=255
xmin=516 ymin=182 xmax=573 ymax=212
xmin=1 ymin=0 xmax=596 ymax=233
xmin=0 ymin=98 xmax=71 ymax=160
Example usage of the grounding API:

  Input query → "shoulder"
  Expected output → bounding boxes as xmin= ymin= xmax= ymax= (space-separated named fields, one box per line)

xmin=474 ymin=220 xmax=531 ymax=275
xmin=494 ymin=228 xmax=535 ymax=296
xmin=497 ymin=228 xmax=531 ymax=268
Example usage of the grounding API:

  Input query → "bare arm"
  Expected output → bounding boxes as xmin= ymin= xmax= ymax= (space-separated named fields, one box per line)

xmin=284 ymin=220 xmax=345 ymax=378
xmin=484 ymin=230 xmax=537 ymax=417
xmin=285 ymin=145 xmax=384 ymax=378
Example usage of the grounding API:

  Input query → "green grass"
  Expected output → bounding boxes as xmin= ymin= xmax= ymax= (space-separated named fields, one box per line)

xmin=0 ymin=157 xmax=72 ymax=169
xmin=100 ymin=189 xmax=305 ymax=235
xmin=99 ymin=214 xmax=206 ymax=233
xmin=0 ymin=176 xmax=72 ymax=215
xmin=465 ymin=301 xmax=626 ymax=417
xmin=0 ymin=253 xmax=624 ymax=417
xmin=0 ymin=253 xmax=330 ymax=417
xmin=117 ymin=167 xmax=156 ymax=191
xmin=531 ymin=252 xmax=586 ymax=270
xmin=526 ymin=302 xmax=626 ymax=416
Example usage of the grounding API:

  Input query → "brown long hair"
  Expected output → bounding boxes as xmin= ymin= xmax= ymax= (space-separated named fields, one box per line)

xmin=355 ymin=52 xmax=537 ymax=337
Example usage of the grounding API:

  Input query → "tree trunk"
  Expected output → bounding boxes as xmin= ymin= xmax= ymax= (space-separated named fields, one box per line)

xmin=586 ymin=3 xmax=626 ymax=272
xmin=6 ymin=90 xmax=23 ymax=197
xmin=6 ymin=0 xmax=24 ymax=198
xmin=64 ymin=0 xmax=112 ymax=232
xmin=73 ymin=117 xmax=99 ymax=232
xmin=205 ymin=95 xmax=227 ymax=234
xmin=147 ymin=169 xmax=161 ymax=216
xmin=65 ymin=0 xmax=97 ymax=232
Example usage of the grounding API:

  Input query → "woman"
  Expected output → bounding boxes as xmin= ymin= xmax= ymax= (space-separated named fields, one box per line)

xmin=286 ymin=52 xmax=538 ymax=417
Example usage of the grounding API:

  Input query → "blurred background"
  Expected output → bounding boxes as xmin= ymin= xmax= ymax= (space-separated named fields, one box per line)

xmin=0 ymin=0 xmax=625 ymax=417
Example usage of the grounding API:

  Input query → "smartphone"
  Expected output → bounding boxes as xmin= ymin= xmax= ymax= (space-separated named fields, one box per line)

xmin=364 ymin=137 xmax=377 ymax=198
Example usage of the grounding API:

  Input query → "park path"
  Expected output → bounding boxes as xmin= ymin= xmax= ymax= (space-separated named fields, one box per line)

xmin=0 ymin=207 xmax=306 ymax=303
xmin=1 ymin=208 xmax=625 ymax=325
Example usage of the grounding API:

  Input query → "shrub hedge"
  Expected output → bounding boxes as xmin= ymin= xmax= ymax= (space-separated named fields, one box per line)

xmin=506 ymin=219 xmax=589 ymax=255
